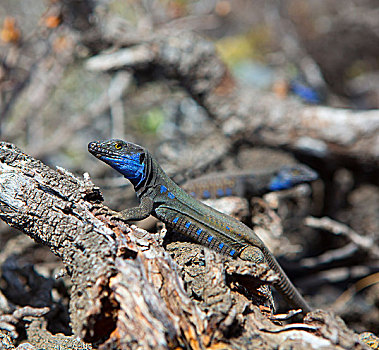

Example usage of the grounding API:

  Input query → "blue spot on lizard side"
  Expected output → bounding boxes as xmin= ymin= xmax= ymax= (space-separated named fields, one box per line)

xmin=203 ymin=190 xmax=211 ymax=199
xmin=225 ymin=188 xmax=233 ymax=196
xmin=216 ymin=188 xmax=224 ymax=197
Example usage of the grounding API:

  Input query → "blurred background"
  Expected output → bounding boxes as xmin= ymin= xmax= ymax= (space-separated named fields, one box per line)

xmin=0 ymin=0 xmax=378 ymax=340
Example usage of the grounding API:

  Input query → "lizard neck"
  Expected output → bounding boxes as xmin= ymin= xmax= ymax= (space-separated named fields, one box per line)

xmin=245 ymin=171 xmax=276 ymax=196
xmin=134 ymin=152 xmax=156 ymax=197
xmin=134 ymin=152 xmax=178 ymax=199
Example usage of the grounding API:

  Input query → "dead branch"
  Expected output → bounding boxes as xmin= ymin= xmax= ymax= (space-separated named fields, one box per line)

xmin=0 ymin=142 xmax=201 ymax=349
xmin=86 ymin=32 xmax=379 ymax=167
xmin=0 ymin=142 xmax=369 ymax=349
xmin=304 ymin=216 xmax=379 ymax=259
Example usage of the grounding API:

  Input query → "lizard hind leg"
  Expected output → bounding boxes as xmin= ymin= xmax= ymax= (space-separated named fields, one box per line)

xmin=239 ymin=245 xmax=265 ymax=264
xmin=239 ymin=246 xmax=276 ymax=311
xmin=241 ymin=246 xmax=311 ymax=313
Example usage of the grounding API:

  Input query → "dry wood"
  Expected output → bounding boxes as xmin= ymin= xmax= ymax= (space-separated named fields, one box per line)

xmin=86 ymin=32 xmax=379 ymax=167
xmin=0 ymin=142 xmax=370 ymax=349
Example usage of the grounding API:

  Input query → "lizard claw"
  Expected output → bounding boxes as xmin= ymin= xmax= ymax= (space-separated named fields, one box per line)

xmin=93 ymin=205 xmax=129 ymax=222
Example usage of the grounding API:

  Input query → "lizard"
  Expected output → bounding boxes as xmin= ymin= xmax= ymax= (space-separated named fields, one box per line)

xmin=88 ymin=139 xmax=313 ymax=313
xmin=181 ymin=164 xmax=318 ymax=200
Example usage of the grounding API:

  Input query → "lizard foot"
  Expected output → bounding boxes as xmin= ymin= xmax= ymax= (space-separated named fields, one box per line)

xmin=92 ymin=205 xmax=130 ymax=222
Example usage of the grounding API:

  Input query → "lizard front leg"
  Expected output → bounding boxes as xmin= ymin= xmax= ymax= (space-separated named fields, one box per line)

xmin=118 ymin=196 xmax=154 ymax=221
xmin=94 ymin=196 xmax=154 ymax=222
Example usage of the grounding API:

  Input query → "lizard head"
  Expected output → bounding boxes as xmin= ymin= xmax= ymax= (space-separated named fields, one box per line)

xmin=88 ymin=139 xmax=146 ymax=187
xmin=268 ymin=164 xmax=318 ymax=191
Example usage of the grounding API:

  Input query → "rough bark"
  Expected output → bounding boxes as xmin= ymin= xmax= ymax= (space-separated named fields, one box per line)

xmin=0 ymin=143 xmax=370 ymax=349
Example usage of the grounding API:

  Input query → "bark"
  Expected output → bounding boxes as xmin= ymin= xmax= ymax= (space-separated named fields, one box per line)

xmin=0 ymin=142 xmax=369 ymax=349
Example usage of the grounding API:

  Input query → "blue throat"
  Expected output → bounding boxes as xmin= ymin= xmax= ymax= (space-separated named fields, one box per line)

xmin=268 ymin=175 xmax=293 ymax=191
xmin=101 ymin=153 xmax=145 ymax=187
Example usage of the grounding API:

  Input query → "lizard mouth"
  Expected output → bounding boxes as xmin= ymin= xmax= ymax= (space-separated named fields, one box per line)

xmin=88 ymin=142 xmax=111 ymax=159
xmin=88 ymin=141 xmax=123 ymax=160
xmin=88 ymin=142 xmax=102 ymax=158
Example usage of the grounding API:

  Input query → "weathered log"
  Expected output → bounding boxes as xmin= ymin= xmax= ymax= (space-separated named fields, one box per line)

xmin=0 ymin=143 xmax=369 ymax=349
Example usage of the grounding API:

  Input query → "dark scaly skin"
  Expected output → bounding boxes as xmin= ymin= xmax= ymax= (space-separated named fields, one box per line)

xmin=88 ymin=139 xmax=312 ymax=313
xmin=182 ymin=165 xmax=318 ymax=200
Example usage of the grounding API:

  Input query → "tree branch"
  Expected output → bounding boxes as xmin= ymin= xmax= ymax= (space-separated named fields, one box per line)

xmin=0 ymin=142 xmax=368 ymax=349
xmin=86 ymin=32 xmax=379 ymax=167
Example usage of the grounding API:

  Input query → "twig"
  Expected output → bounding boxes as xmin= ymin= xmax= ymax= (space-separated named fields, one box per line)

xmin=300 ymin=265 xmax=379 ymax=289
xmin=86 ymin=31 xmax=379 ymax=166
xmin=260 ymin=323 xmax=318 ymax=333
xmin=304 ymin=216 xmax=379 ymax=258
xmin=85 ymin=45 xmax=154 ymax=71
xmin=332 ymin=272 xmax=379 ymax=312
xmin=300 ymin=242 xmax=359 ymax=268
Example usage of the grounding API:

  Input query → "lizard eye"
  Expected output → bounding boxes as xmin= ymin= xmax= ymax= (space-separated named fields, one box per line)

xmin=115 ymin=143 xmax=122 ymax=150
xmin=292 ymin=169 xmax=300 ymax=176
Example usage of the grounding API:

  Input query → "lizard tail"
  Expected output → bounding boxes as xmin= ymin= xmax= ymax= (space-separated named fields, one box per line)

xmin=263 ymin=248 xmax=312 ymax=314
